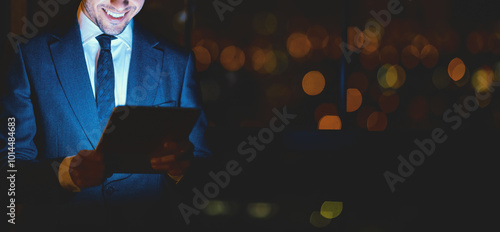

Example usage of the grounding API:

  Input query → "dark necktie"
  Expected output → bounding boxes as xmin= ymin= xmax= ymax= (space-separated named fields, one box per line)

xmin=95 ymin=34 xmax=117 ymax=133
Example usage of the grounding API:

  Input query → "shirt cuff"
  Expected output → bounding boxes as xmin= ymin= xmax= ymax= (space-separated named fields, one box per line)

xmin=58 ymin=156 xmax=81 ymax=192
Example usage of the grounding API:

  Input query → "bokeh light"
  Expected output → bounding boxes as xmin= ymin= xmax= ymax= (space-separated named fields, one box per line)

xmin=379 ymin=45 xmax=399 ymax=65
xmin=310 ymin=211 xmax=331 ymax=228
xmin=401 ymin=45 xmax=420 ymax=69
xmin=320 ymin=201 xmax=343 ymax=219
xmin=307 ymin=25 xmax=329 ymax=50
xmin=411 ymin=34 xmax=429 ymax=51
xmin=192 ymin=45 xmax=212 ymax=72
xmin=220 ymin=45 xmax=246 ymax=71
xmin=378 ymin=64 xmax=406 ymax=89
xmin=367 ymin=112 xmax=388 ymax=131
xmin=348 ymin=27 xmax=365 ymax=50
xmin=314 ymin=103 xmax=338 ymax=122
xmin=196 ymin=39 xmax=220 ymax=61
xmin=379 ymin=91 xmax=399 ymax=113
xmin=318 ymin=115 xmax=342 ymax=130
xmin=346 ymin=88 xmax=362 ymax=112
xmin=204 ymin=200 xmax=230 ymax=216
xmin=324 ymin=35 xmax=343 ymax=60
xmin=253 ymin=12 xmax=278 ymax=35
xmin=302 ymin=71 xmax=326 ymax=96
xmin=247 ymin=202 xmax=276 ymax=219
xmin=287 ymin=32 xmax=312 ymax=59
xmin=448 ymin=57 xmax=466 ymax=81
xmin=420 ymin=44 xmax=439 ymax=68
xmin=357 ymin=107 xmax=376 ymax=129
xmin=472 ymin=66 xmax=494 ymax=93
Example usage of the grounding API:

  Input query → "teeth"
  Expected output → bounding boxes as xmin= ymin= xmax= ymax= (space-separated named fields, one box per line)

xmin=105 ymin=9 xmax=125 ymax=18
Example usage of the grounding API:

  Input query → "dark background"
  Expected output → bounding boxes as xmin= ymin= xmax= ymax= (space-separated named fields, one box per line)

xmin=1 ymin=0 xmax=499 ymax=231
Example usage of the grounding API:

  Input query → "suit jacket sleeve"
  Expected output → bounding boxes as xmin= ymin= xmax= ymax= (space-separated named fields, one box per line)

xmin=1 ymin=44 xmax=74 ymax=204
xmin=180 ymin=52 xmax=212 ymax=159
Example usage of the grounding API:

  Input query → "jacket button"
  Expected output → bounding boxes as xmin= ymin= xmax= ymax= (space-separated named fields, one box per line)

xmin=105 ymin=186 xmax=117 ymax=196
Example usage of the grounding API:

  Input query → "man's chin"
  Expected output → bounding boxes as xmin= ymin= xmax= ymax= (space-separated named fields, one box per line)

xmin=100 ymin=25 xmax=127 ymax=35
xmin=97 ymin=20 xmax=129 ymax=35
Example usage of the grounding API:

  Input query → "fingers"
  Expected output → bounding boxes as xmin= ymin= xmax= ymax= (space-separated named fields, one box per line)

xmin=150 ymin=154 xmax=191 ymax=175
xmin=70 ymin=150 xmax=106 ymax=188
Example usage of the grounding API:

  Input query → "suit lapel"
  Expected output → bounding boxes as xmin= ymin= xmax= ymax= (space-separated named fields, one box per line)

xmin=126 ymin=24 xmax=164 ymax=106
xmin=49 ymin=20 xmax=101 ymax=148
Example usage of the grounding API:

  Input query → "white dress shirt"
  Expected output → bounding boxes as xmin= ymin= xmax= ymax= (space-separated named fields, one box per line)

xmin=77 ymin=7 xmax=133 ymax=106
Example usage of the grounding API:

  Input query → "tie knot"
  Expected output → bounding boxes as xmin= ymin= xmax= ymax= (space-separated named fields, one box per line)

xmin=96 ymin=34 xmax=117 ymax=50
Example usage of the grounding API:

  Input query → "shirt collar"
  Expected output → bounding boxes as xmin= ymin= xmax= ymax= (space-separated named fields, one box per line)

xmin=77 ymin=5 xmax=133 ymax=48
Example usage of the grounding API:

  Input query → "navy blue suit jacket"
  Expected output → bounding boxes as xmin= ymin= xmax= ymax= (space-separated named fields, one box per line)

xmin=1 ymin=19 xmax=210 ymax=226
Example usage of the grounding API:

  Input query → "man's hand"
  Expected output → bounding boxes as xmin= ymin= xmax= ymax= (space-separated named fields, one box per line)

xmin=149 ymin=140 xmax=193 ymax=177
xmin=69 ymin=150 xmax=106 ymax=189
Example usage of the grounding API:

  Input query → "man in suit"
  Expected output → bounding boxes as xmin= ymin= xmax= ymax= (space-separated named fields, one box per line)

xmin=1 ymin=0 xmax=211 ymax=229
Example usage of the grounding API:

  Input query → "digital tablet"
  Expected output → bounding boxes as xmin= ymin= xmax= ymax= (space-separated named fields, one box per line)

xmin=96 ymin=106 xmax=200 ymax=173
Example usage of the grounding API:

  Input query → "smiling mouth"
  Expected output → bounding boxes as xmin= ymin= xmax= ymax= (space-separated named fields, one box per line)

xmin=102 ymin=8 xmax=128 ymax=20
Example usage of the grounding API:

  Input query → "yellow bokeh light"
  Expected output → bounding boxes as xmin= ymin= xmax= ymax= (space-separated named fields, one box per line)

xmin=310 ymin=211 xmax=332 ymax=228
xmin=320 ymin=201 xmax=343 ymax=219
xmin=377 ymin=64 xmax=405 ymax=89
xmin=472 ymin=67 xmax=494 ymax=93
xmin=204 ymin=200 xmax=229 ymax=216
xmin=287 ymin=32 xmax=312 ymax=59
xmin=253 ymin=12 xmax=278 ymax=36
xmin=247 ymin=202 xmax=275 ymax=219
xmin=302 ymin=71 xmax=326 ymax=96
xmin=346 ymin=88 xmax=362 ymax=112
xmin=220 ymin=45 xmax=245 ymax=71
xmin=448 ymin=57 xmax=466 ymax=81
xmin=318 ymin=115 xmax=342 ymax=130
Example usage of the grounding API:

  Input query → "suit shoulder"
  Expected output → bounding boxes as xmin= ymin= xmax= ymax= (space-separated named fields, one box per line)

xmin=134 ymin=23 xmax=192 ymax=61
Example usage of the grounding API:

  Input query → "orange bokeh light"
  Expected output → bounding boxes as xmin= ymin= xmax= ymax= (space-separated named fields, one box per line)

xmin=448 ymin=57 xmax=466 ymax=81
xmin=220 ymin=45 xmax=246 ymax=71
xmin=314 ymin=103 xmax=338 ymax=122
xmin=318 ymin=115 xmax=342 ymax=130
xmin=346 ymin=88 xmax=362 ymax=112
xmin=287 ymin=32 xmax=312 ymax=59
xmin=192 ymin=45 xmax=212 ymax=72
xmin=302 ymin=71 xmax=326 ymax=96
xmin=420 ymin=44 xmax=439 ymax=68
